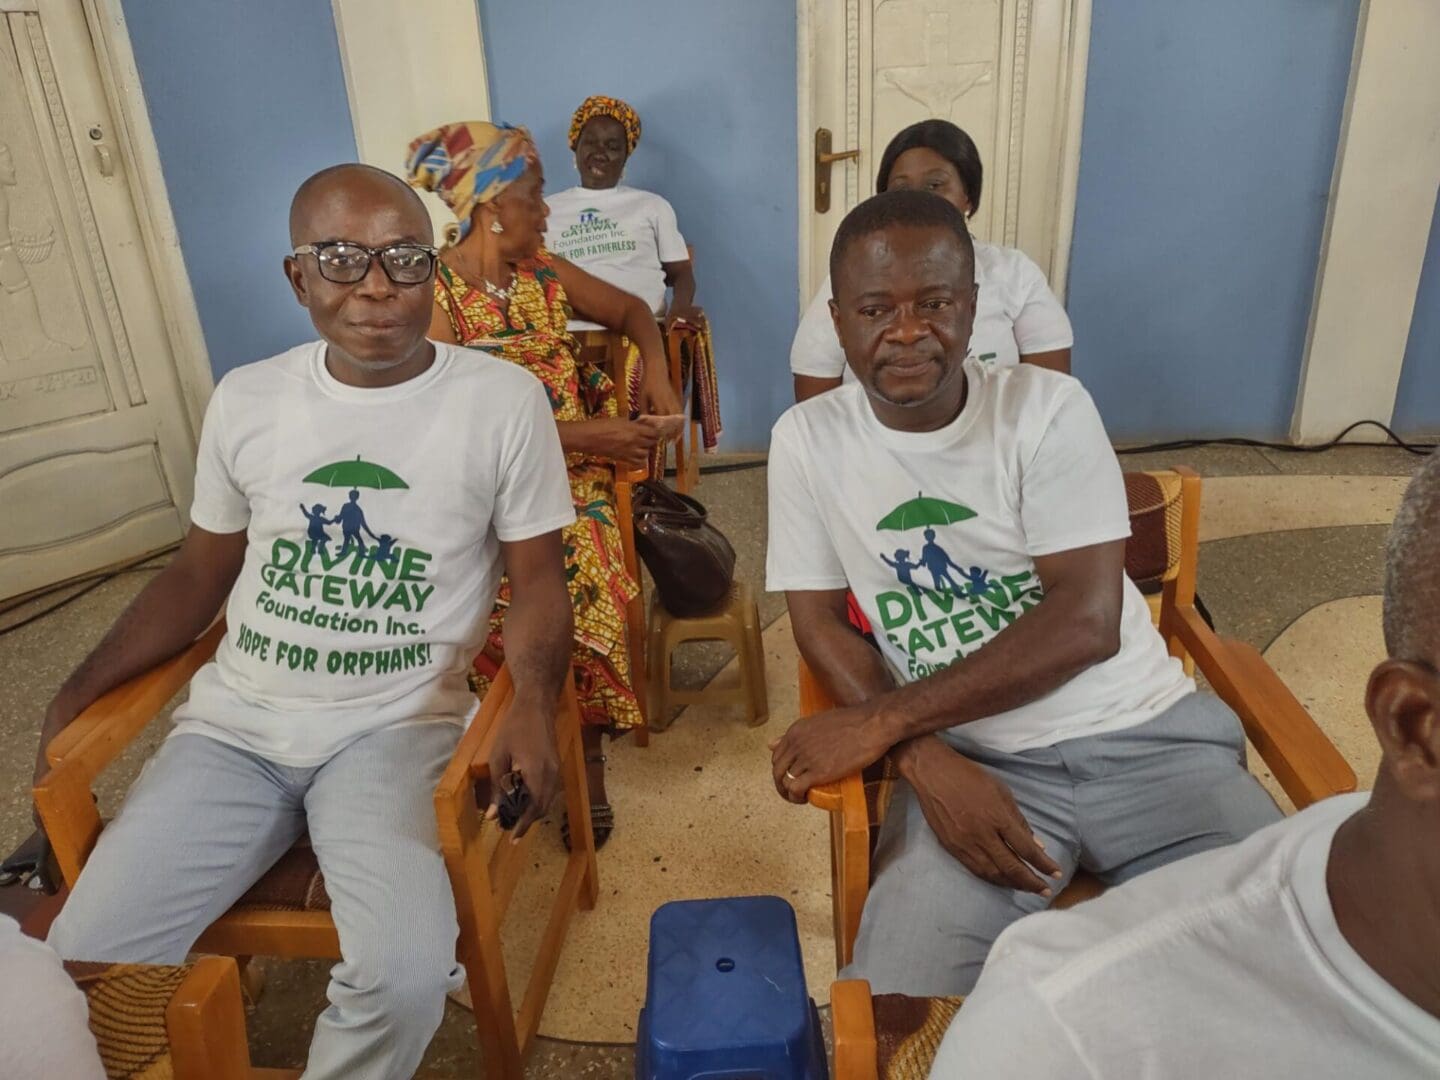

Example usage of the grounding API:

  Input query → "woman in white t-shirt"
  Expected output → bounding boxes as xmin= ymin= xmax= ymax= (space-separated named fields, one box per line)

xmin=545 ymin=95 xmax=699 ymax=329
xmin=792 ymin=119 xmax=1073 ymax=402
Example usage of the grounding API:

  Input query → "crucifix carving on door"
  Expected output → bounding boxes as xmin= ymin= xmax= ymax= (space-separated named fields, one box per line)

xmin=878 ymin=7 xmax=996 ymax=115
xmin=0 ymin=139 xmax=69 ymax=365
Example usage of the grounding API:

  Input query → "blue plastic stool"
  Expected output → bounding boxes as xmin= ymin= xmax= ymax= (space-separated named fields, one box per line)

xmin=636 ymin=895 xmax=828 ymax=1080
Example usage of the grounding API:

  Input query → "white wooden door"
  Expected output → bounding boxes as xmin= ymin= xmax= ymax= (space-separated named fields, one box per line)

xmin=799 ymin=0 xmax=1091 ymax=299
xmin=0 ymin=0 xmax=195 ymax=600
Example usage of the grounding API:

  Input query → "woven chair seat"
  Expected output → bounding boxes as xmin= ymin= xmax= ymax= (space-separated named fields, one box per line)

xmin=66 ymin=959 xmax=192 ymax=1079
xmin=873 ymin=992 xmax=965 ymax=1079
xmin=233 ymin=839 xmax=330 ymax=913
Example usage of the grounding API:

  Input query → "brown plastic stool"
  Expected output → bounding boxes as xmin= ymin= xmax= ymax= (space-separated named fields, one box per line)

xmin=646 ymin=582 xmax=768 ymax=729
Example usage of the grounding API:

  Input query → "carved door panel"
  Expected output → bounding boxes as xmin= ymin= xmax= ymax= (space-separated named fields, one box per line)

xmin=0 ymin=0 xmax=194 ymax=600
xmin=802 ymin=0 xmax=1089 ymax=298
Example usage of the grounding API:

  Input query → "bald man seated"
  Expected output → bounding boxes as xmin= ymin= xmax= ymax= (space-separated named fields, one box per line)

xmin=932 ymin=452 xmax=1440 ymax=1078
xmin=38 ymin=165 xmax=578 ymax=1078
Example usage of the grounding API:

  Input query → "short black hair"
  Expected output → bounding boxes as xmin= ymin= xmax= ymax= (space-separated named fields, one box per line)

xmin=829 ymin=189 xmax=975 ymax=286
xmin=1383 ymin=452 xmax=1440 ymax=662
xmin=876 ymin=120 xmax=984 ymax=216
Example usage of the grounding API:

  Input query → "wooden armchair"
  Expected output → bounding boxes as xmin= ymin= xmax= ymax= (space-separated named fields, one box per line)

xmin=662 ymin=317 xmax=706 ymax=494
xmin=66 ymin=954 xmax=285 ymax=1079
xmin=574 ymin=266 xmax=708 ymax=496
xmin=803 ymin=468 xmax=1358 ymax=970
xmin=573 ymin=323 xmax=662 ymax=744
xmin=615 ymin=464 xmax=652 ymax=746
xmin=33 ymin=630 xmax=598 ymax=1080
xmin=829 ymin=978 xmax=960 ymax=1080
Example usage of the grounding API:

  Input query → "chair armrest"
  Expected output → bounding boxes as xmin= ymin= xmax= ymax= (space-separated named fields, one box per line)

xmin=1169 ymin=605 xmax=1356 ymax=807
xmin=831 ymin=979 xmax=880 ymax=1080
xmin=435 ymin=666 xmax=515 ymax=810
xmin=35 ymin=620 xmax=226 ymax=886
xmin=44 ymin=619 xmax=226 ymax=772
xmin=166 ymin=956 xmax=254 ymax=1080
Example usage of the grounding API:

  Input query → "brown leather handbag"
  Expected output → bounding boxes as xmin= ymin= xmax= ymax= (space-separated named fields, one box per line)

xmin=631 ymin=480 xmax=737 ymax=617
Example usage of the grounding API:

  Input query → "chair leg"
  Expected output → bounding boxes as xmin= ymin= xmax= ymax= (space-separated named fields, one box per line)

xmin=686 ymin=420 xmax=702 ymax=491
xmin=236 ymin=955 xmax=265 ymax=1008
xmin=674 ymin=427 xmax=692 ymax=495
xmin=627 ymin=593 xmax=650 ymax=748
xmin=561 ymin=701 xmax=600 ymax=910
xmin=646 ymin=615 xmax=673 ymax=732
xmin=743 ymin=596 xmax=768 ymax=725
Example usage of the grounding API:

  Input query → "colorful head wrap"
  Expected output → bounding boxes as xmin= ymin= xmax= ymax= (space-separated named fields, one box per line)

xmin=568 ymin=96 xmax=641 ymax=154
xmin=403 ymin=121 xmax=534 ymax=241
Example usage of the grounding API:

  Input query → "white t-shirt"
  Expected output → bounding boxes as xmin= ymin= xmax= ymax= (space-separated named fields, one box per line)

xmin=790 ymin=241 xmax=1073 ymax=382
xmin=0 ymin=915 xmax=105 ymax=1080
xmin=544 ymin=184 xmax=688 ymax=319
xmin=172 ymin=341 xmax=575 ymax=766
xmin=933 ymin=793 xmax=1440 ymax=1079
xmin=766 ymin=358 xmax=1192 ymax=753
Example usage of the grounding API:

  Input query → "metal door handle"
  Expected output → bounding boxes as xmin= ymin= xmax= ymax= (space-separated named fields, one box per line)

xmin=815 ymin=128 xmax=860 ymax=213
xmin=88 ymin=125 xmax=115 ymax=177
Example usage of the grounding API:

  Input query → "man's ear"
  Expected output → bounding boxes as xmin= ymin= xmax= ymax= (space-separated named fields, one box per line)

xmin=1366 ymin=659 xmax=1440 ymax=802
xmin=284 ymin=255 xmax=310 ymax=309
xmin=828 ymin=296 xmax=844 ymax=347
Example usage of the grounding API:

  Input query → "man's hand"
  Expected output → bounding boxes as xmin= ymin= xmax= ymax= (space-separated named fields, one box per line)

xmin=485 ymin=699 xmax=560 ymax=840
xmin=900 ymin=736 xmax=1063 ymax=895
xmin=769 ymin=701 xmax=895 ymax=803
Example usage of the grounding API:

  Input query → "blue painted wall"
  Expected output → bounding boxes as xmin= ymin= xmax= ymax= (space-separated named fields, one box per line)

xmin=1394 ymin=186 xmax=1440 ymax=438
xmin=1067 ymin=0 xmax=1361 ymax=442
xmin=476 ymin=0 xmax=798 ymax=451
xmin=121 ymin=0 xmax=356 ymax=379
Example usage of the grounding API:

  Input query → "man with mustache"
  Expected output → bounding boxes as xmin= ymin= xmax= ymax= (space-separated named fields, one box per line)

xmin=766 ymin=189 xmax=1280 ymax=995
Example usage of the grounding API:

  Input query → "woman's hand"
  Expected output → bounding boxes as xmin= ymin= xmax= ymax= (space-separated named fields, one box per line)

xmin=576 ymin=418 xmax=660 ymax=468
xmin=638 ymin=370 xmax=683 ymax=417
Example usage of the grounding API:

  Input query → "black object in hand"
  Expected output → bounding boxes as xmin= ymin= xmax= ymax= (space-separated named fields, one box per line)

xmin=0 ymin=829 xmax=56 ymax=893
xmin=495 ymin=772 xmax=531 ymax=831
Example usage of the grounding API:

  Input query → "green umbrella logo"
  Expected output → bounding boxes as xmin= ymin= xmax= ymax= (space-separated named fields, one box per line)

xmin=875 ymin=492 xmax=976 ymax=532
xmin=302 ymin=455 xmax=409 ymax=490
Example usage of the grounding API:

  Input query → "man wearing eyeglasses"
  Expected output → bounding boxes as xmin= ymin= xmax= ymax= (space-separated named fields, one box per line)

xmin=38 ymin=164 xmax=577 ymax=1079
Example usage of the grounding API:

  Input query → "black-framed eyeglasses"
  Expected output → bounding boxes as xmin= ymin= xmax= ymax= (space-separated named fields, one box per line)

xmin=291 ymin=240 xmax=439 ymax=285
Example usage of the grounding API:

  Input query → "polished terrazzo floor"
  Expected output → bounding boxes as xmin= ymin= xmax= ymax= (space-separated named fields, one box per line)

xmin=0 ymin=443 xmax=1426 ymax=1077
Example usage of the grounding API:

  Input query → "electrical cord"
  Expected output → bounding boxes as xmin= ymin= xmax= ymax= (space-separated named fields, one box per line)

xmin=0 ymin=546 xmax=178 ymax=639
xmin=1116 ymin=419 xmax=1434 ymax=456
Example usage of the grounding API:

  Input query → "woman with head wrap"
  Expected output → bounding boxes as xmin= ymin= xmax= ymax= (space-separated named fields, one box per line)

xmin=405 ymin=120 xmax=682 ymax=850
xmin=545 ymin=95 xmax=699 ymax=330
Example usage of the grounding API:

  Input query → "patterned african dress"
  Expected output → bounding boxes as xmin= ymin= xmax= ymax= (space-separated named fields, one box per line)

xmin=433 ymin=250 xmax=641 ymax=732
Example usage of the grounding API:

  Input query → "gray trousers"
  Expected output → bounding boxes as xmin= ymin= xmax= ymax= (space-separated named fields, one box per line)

xmin=48 ymin=724 xmax=465 ymax=1080
xmin=844 ymin=692 xmax=1282 ymax=996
